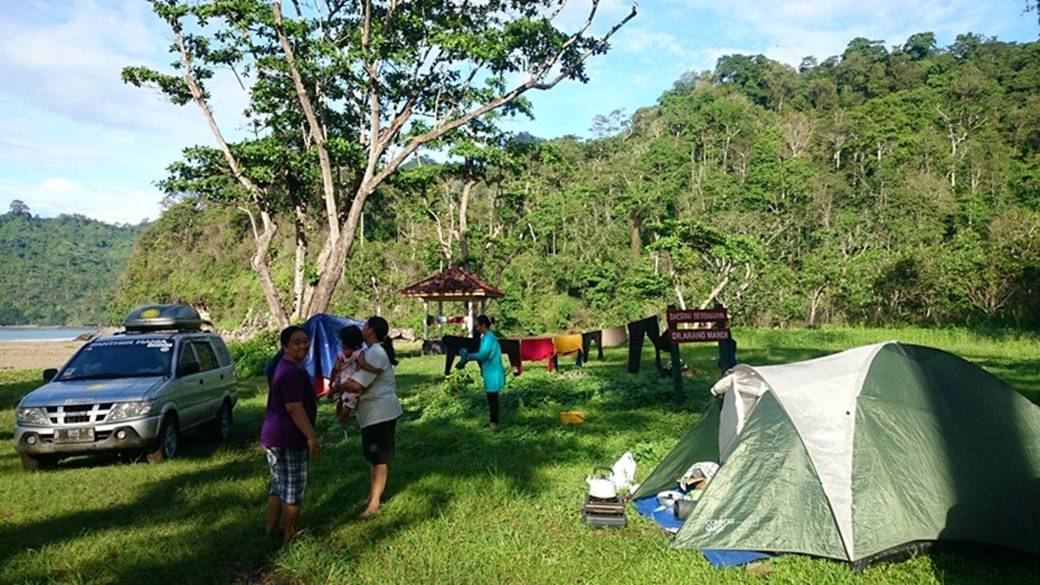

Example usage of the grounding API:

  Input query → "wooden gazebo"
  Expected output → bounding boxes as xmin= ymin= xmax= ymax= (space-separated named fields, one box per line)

xmin=400 ymin=266 xmax=505 ymax=344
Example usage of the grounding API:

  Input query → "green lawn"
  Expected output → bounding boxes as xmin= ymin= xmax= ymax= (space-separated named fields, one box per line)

xmin=1 ymin=328 xmax=1038 ymax=584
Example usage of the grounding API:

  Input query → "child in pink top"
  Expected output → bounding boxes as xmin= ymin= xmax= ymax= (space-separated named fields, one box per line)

xmin=329 ymin=325 xmax=382 ymax=430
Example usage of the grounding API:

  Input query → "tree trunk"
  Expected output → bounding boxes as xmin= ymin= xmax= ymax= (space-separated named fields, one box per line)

xmin=458 ymin=178 xmax=475 ymax=263
xmin=251 ymin=210 xmax=290 ymax=328
xmin=629 ymin=213 xmax=641 ymax=258
xmin=700 ymin=269 xmax=732 ymax=309
xmin=291 ymin=204 xmax=308 ymax=320
xmin=808 ymin=285 xmax=825 ymax=327
xmin=675 ymin=285 xmax=687 ymax=310
xmin=307 ymin=185 xmax=370 ymax=314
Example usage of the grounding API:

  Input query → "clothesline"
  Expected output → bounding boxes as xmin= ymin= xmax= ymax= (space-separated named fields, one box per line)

xmin=442 ymin=314 xmax=671 ymax=376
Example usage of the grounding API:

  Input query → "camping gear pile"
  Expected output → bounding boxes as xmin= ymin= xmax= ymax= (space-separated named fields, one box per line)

xmin=633 ymin=342 xmax=1040 ymax=567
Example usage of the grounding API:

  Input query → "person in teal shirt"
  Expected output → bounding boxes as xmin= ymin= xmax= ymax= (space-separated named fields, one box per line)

xmin=458 ymin=314 xmax=505 ymax=429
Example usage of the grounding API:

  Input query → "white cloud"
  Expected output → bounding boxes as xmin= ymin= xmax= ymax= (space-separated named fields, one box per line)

xmin=0 ymin=0 xmax=252 ymax=223
xmin=0 ymin=177 xmax=161 ymax=225
xmin=616 ymin=27 xmax=692 ymax=59
xmin=553 ymin=0 xmax=635 ymax=34
xmin=667 ymin=0 xmax=1010 ymax=67
xmin=0 ymin=0 xmax=249 ymax=140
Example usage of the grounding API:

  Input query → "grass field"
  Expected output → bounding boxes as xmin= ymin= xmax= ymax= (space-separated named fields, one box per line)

xmin=1 ymin=328 xmax=1038 ymax=584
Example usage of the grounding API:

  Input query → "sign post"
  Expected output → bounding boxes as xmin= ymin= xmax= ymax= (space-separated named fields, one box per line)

xmin=665 ymin=305 xmax=732 ymax=404
xmin=666 ymin=305 xmax=684 ymax=404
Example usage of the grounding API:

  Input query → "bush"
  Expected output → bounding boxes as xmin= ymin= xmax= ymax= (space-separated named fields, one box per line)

xmin=227 ymin=330 xmax=279 ymax=379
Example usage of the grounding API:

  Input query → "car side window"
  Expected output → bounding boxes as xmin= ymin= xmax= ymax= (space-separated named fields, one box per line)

xmin=192 ymin=341 xmax=220 ymax=372
xmin=210 ymin=338 xmax=232 ymax=367
xmin=177 ymin=343 xmax=199 ymax=370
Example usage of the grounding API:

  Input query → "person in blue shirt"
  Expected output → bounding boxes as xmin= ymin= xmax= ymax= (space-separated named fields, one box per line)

xmin=457 ymin=314 xmax=506 ymax=430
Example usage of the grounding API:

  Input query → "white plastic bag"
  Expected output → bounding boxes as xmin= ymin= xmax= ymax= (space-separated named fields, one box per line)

xmin=611 ymin=452 xmax=637 ymax=492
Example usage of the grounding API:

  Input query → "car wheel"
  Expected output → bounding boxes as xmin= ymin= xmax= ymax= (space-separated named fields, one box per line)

xmin=147 ymin=415 xmax=179 ymax=463
xmin=211 ymin=401 xmax=233 ymax=441
xmin=21 ymin=454 xmax=57 ymax=471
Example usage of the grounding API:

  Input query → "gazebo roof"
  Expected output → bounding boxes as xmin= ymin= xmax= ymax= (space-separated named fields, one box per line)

xmin=400 ymin=266 xmax=505 ymax=301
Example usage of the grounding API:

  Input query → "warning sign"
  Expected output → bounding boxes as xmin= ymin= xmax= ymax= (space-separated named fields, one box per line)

xmin=667 ymin=328 xmax=731 ymax=343
xmin=666 ymin=308 xmax=728 ymax=325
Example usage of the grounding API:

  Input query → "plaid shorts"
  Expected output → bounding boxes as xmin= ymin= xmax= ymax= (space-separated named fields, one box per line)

xmin=266 ymin=447 xmax=309 ymax=505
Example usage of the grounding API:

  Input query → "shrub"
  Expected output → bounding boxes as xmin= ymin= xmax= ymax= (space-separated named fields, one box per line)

xmin=227 ymin=330 xmax=279 ymax=379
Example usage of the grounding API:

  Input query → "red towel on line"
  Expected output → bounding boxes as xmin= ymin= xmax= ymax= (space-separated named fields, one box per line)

xmin=519 ymin=337 xmax=556 ymax=372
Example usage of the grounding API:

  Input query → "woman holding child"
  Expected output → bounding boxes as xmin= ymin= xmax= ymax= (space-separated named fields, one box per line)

xmin=337 ymin=316 xmax=402 ymax=517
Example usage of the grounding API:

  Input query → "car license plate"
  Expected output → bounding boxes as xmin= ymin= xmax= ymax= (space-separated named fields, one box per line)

xmin=55 ymin=428 xmax=95 ymax=443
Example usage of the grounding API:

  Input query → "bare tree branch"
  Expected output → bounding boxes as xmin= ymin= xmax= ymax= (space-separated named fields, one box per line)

xmin=370 ymin=2 xmax=638 ymax=187
xmin=272 ymin=0 xmax=341 ymax=242
xmin=161 ymin=5 xmax=290 ymax=327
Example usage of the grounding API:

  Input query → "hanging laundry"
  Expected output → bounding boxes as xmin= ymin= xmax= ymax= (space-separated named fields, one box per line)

xmin=498 ymin=337 xmax=523 ymax=375
xmin=601 ymin=325 xmax=628 ymax=348
xmin=519 ymin=337 xmax=556 ymax=372
xmin=554 ymin=334 xmax=585 ymax=368
xmin=627 ymin=316 xmax=665 ymax=373
xmin=442 ymin=335 xmax=479 ymax=376
xmin=581 ymin=330 xmax=605 ymax=361
xmin=718 ymin=336 xmax=738 ymax=375
xmin=553 ymin=334 xmax=583 ymax=356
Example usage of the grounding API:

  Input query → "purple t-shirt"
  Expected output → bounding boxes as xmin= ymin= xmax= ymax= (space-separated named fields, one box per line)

xmin=260 ymin=358 xmax=316 ymax=449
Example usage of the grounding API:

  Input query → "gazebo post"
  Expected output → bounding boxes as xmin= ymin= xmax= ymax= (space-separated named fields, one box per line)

xmin=438 ymin=300 xmax=444 ymax=338
xmin=422 ymin=300 xmax=429 ymax=342
xmin=466 ymin=301 xmax=474 ymax=337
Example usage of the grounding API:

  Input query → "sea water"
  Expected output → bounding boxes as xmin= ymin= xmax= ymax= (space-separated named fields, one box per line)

xmin=0 ymin=327 xmax=98 ymax=342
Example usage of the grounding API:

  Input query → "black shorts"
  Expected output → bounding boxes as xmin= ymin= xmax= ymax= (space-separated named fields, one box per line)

xmin=360 ymin=418 xmax=397 ymax=465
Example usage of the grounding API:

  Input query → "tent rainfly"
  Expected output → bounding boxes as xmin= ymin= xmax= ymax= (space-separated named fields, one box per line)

xmin=634 ymin=341 xmax=1040 ymax=565
xmin=399 ymin=266 xmax=505 ymax=342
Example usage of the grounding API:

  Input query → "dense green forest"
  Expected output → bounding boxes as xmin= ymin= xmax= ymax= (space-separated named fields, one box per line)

xmin=117 ymin=32 xmax=1040 ymax=334
xmin=0 ymin=202 xmax=144 ymax=325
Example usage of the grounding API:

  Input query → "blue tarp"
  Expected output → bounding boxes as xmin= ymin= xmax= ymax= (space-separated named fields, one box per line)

xmin=702 ymin=549 xmax=772 ymax=568
xmin=301 ymin=313 xmax=365 ymax=382
xmin=632 ymin=495 xmax=774 ymax=568
xmin=634 ymin=495 xmax=685 ymax=533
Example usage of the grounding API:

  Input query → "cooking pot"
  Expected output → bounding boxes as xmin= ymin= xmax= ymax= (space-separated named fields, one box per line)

xmin=586 ymin=466 xmax=617 ymax=499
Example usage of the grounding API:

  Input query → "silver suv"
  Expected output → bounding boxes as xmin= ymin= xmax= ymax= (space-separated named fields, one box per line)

xmin=13 ymin=305 xmax=237 ymax=470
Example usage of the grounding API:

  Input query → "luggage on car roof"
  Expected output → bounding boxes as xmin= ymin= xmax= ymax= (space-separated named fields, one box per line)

xmin=124 ymin=304 xmax=203 ymax=332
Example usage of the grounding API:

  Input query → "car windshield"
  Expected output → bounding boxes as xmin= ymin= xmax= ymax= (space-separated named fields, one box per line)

xmin=58 ymin=338 xmax=174 ymax=381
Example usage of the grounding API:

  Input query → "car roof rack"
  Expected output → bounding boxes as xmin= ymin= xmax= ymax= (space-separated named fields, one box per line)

xmin=123 ymin=304 xmax=205 ymax=332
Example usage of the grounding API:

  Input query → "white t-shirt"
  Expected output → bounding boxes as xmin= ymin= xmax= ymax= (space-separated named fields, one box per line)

xmin=349 ymin=343 xmax=402 ymax=428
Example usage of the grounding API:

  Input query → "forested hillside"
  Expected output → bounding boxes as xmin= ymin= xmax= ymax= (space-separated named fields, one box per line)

xmin=118 ymin=33 xmax=1040 ymax=334
xmin=0 ymin=203 xmax=144 ymax=325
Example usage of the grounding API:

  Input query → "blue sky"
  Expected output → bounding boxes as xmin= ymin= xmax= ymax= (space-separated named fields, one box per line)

xmin=0 ymin=0 xmax=1036 ymax=224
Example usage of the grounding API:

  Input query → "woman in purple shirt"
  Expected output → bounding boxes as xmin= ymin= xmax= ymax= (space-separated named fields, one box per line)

xmin=261 ymin=326 xmax=319 ymax=542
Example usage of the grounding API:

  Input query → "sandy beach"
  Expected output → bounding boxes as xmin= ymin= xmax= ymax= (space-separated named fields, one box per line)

xmin=0 ymin=341 xmax=84 ymax=371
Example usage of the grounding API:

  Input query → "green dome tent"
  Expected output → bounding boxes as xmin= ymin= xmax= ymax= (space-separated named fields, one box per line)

xmin=633 ymin=342 xmax=1040 ymax=564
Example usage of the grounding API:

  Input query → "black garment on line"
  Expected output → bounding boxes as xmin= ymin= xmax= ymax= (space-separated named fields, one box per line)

xmin=627 ymin=316 xmax=665 ymax=374
xmin=581 ymin=330 xmax=605 ymax=361
xmin=442 ymin=335 xmax=479 ymax=376
xmin=486 ymin=392 xmax=499 ymax=425
xmin=497 ymin=337 xmax=522 ymax=374
xmin=717 ymin=337 xmax=738 ymax=375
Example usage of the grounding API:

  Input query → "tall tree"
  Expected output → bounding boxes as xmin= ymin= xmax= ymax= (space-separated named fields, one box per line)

xmin=124 ymin=0 xmax=636 ymax=326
